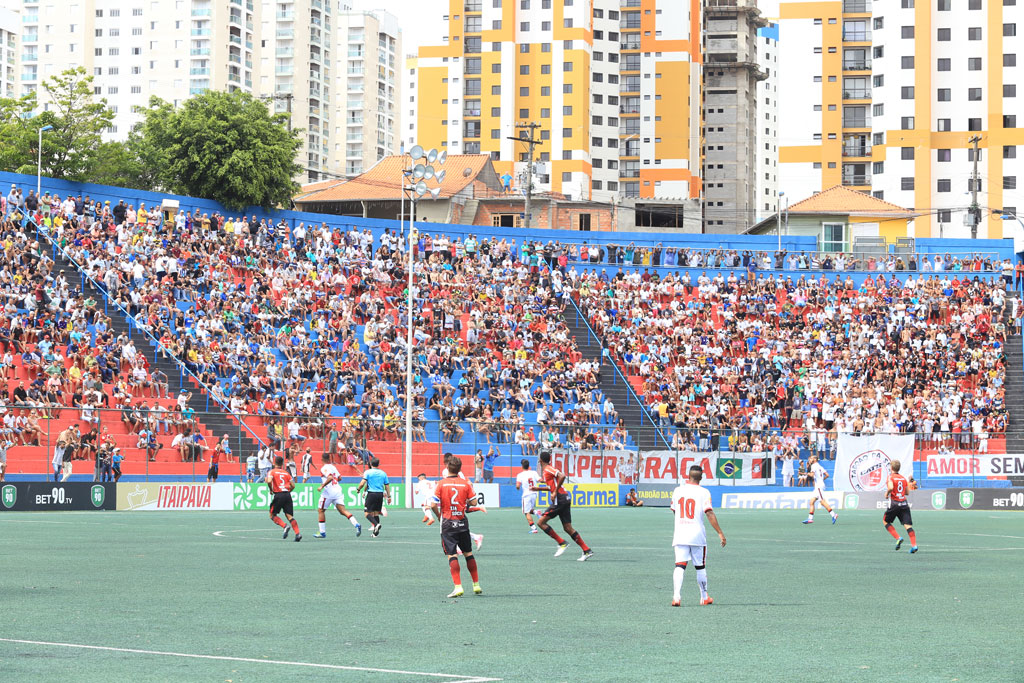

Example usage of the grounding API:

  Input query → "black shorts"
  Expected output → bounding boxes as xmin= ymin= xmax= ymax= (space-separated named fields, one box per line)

xmin=883 ymin=503 xmax=912 ymax=526
xmin=364 ymin=491 xmax=384 ymax=514
xmin=270 ymin=491 xmax=294 ymax=517
xmin=543 ymin=493 xmax=572 ymax=524
xmin=440 ymin=519 xmax=473 ymax=556
xmin=207 ymin=464 xmax=219 ymax=479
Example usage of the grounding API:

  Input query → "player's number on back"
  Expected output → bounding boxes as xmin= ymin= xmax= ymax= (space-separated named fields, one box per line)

xmin=677 ymin=497 xmax=696 ymax=520
xmin=894 ymin=480 xmax=905 ymax=496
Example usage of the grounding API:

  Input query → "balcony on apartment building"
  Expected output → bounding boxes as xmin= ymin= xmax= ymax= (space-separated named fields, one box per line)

xmin=842 ymin=0 xmax=871 ymax=13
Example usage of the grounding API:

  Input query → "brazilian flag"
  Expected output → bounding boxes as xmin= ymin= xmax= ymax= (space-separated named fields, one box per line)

xmin=716 ymin=458 xmax=742 ymax=479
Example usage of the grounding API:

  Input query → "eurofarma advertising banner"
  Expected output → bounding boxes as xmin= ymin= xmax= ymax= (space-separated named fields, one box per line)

xmin=834 ymin=434 xmax=915 ymax=492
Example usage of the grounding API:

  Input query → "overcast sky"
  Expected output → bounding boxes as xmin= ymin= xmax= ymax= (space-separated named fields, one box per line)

xmin=344 ymin=0 xmax=446 ymax=57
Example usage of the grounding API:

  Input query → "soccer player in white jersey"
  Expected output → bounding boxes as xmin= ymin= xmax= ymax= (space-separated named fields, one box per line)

xmin=514 ymin=458 xmax=540 ymax=533
xmin=802 ymin=454 xmax=838 ymax=524
xmin=670 ymin=465 xmax=727 ymax=607
xmin=313 ymin=460 xmax=362 ymax=538
xmin=415 ymin=473 xmax=438 ymax=526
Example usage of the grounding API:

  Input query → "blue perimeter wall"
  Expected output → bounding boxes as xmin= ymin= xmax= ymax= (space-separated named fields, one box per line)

xmin=6 ymin=170 xmax=1015 ymax=260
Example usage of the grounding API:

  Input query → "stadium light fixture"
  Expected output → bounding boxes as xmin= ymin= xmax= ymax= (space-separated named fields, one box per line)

xmin=995 ymin=209 xmax=1024 ymax=254
xmin=398 ymin=142 xmax=448 ymax=507
xmin=37 ymin=124 xmax=54 ymax=198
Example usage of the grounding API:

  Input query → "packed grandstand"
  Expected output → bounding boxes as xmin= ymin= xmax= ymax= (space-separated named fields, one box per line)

xmin=0 ymin=175 xmax=1020 ymax=488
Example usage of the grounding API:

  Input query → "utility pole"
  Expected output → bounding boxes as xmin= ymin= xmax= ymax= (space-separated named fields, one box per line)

xmin=509 ymin=122 xmax=541 ymax=229
xmin=261 ymin=92 xmax=294 ymax=132
xmin=969 ymin=135 xmax=982 ymax=240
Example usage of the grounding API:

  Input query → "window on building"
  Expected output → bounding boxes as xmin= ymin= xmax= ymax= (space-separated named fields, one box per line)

xmin=968 ymin=27 xmax=982 ymax=40
xmin=938 ymin=88 xmax=951 ymax=101
xmin=937 ymin=118 xmax=951 ymax=131
xmin=1006 ymin=84 xmax=1017 ymax=97
xmin=938 ymin=149 xmax=951 ymax=161
xmin=968 ymin=117 xmax=982 ymax=130
xmin=1006 ymin=114 xmax=1018 ymax=127
xmin=1005 ymin=145 xmax=1017 ymax=158
xmin=901 ymin=56 xmax=914 ymax=69
xmin=968 ymin=57 xmax=982 ymax=70
xmin=937 ymin=179 xmax=951 ymax=192
xmin=1006 ymin=23 xmax=1018 ymax=37
xmin=938 ymin=58 xmax=951 ymax=71
xmin=937 ymin=28 xmax=950 ymax=41
xmin=968 ymin=87 xmax=983 ymax=100
xmin=1005 ymin=176 xmax=1017 ymax=190
xmin=901 ymin=177 xmax=914 ymax=190
xmin=901 ymin=147 xmax=914 ymax=160
xmin=901 ymin=26 xmax=914 ymax=38
xmin=901 ymin=116 xmax=915 ymax=129
xmin=901 ymin=86 xmax=914 ymax=99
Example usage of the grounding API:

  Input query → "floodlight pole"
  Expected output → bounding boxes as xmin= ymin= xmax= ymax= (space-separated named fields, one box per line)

xmin=404 ymin=211 xmax=416 ymax=509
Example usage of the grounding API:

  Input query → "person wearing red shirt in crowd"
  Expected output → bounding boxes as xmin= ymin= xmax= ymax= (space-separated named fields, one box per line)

xmin=532 ymin=450 xmax=594 ymax=561
xmin=430 ymin=457 xmax=482 ymax=598
xmin=266 ymin=455 xmax=302 ymax=542
xmin=882 ymin=460 xmax=917 ymax=554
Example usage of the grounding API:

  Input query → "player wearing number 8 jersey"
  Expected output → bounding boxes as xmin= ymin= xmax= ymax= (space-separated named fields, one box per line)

xmin=882 ymin=460 xmax=918 ymax=553
xmin=430 ymin=457 xmax=482 ymax=598
xmin=669 ymin=465 xmax=727 ymax=607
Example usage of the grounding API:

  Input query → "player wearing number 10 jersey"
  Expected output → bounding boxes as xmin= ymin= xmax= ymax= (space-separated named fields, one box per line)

xmin=430 ymin=457 xmax=482 ymax=598
xmin=669 ymin=465 xmax=727 ymax=607
xmin=882 ymin=459 xmax=918 ymax=554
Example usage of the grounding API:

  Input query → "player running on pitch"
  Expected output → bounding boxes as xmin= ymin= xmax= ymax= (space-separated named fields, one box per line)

xmin=801 ymin=455 xmax=838 ymax=524
xmin=266 ymin=455 xmax=301 ymax=541
xmin=515 ymin=459 xmax=540 ymax=533
xmin=532 ymin=450 xmax=593 ymax=560
xmin=314 ymin=460 xmax=361 ymax=538
xmin=670 ymin=465 xmax=727 ymax=606
xmin=882 ymin=459 xmax=918 ymax=553
xmin=415 ymin=473 xmax=438 ymax=526
xmin=430 ymin=457 xmax=482 ymax=598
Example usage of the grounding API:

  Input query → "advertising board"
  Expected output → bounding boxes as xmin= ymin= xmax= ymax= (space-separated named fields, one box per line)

xmin=945 ymin=488 xmax=1024 ymax=511
xmin=719 ymin=490 xmax=845 ymax=510
xmin=230 ymin=483 xmax=408 ymax=511
xmin=0 ymin=482 xmax=116 ymax=511
xmin=117 ymin=483 xmax=234 ymax=511
xmin=538 ymin=483 xmax=618 ymax=508
xmin=925 ymin=455 xmax=1024 ymax=478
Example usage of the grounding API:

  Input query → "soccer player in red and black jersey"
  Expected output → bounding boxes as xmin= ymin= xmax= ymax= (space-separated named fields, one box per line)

xmin=883 ymin=459 xmax=917 ymax=554
xmin=532 ymin=450 xmax=593 ymax=561
xmin=267 ymin=455 xmax=302 ymax=542
xmin=430 ymin=457 xmax=482 ymax=598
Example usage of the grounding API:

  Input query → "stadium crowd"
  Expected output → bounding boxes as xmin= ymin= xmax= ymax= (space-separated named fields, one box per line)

xmin=2 ymin=180 xmax=1020 ymax=476
xmin=574 ymin=265 xmax=1016 ymax=458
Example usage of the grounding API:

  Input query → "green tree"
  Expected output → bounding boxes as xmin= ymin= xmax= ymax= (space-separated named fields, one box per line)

xmin=0 ymin=94 xmax=40 ymax=174
xmin=39 ymin=66 xmax=114 ymax=180
xmin=141 ymin=90 xmax=302 ymax=210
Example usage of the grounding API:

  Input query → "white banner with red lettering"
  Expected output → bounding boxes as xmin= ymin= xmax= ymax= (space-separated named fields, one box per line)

xmin=925 ymin=454 xmax=1024 ymax=478
xmin=639 ymin=451 xmax=770 ymax=485
xmin=549 ymin=450 xmax=640 ymax=484
xmin=834 ymin=434 xmax=915 ymax=492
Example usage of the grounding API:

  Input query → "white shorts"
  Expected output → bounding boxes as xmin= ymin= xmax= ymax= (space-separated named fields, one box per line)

xmin=812 ymin=487 xmax=827 ymax=504
xmin=674 ymin=545 xmax=707 ymax=566
xmin=521 ymin=495 xmax=538 ymax=514
xmin=319 ymin=490 xmax=345 ymax=509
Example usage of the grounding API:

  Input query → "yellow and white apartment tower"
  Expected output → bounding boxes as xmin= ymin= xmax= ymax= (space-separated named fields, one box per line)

xmin=407 ymin=0 xmax=703 ymax=212
xmin=768 ymin=0 xmax=1023 ymax=239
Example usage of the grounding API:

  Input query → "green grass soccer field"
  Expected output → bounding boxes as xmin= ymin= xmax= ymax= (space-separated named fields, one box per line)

xmin=1 ymin=508 xmax=1021 ymax=682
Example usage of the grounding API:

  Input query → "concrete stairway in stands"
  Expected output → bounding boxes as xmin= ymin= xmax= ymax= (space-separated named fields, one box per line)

xmin=49 ymin=246 xmax=265 ymax=463
xmin=560 ymin=301 xmax=668 ymax=450
xmin=1002 ymin=329 xmax=1024 ymax=486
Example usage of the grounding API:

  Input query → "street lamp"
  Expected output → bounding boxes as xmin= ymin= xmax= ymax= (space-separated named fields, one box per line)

xmin=37 ymin=124 xmax=53 ymax=198
xmin=776 ymin=191 xmax=789 ymax=252
xmin=399 ymin=143 xmax=445 ymax=508
xmin=994 ymin=209 xmax=1024 ymax=255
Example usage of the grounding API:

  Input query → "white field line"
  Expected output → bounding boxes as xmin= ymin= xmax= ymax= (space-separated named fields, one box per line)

xmin=0 ymin=638 xmax=501 ymax=682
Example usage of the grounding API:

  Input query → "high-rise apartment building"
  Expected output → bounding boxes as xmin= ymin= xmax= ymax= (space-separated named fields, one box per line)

xmin=18 ymin=0 xmax=260 ymax=137
xmin=0 ymin=3 xmax=18 ymax=99
xmin=769 ymin=0 xmax=1022 ymax=239
xmin=755 ymin=22 xmax=779 ymax=225
xmin=408 ymin=0 xmax=703 ymax=223
xmin=261 ymin=0 xmax=335 ymax=181
xmin=336 ymin=8 xmax=401 ymax=177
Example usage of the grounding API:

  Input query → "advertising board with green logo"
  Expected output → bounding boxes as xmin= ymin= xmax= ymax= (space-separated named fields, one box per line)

xmin=232 ymin=482 xmax=407 ymax=511
xmin=0 ymin=483 xmax=116 ymax=511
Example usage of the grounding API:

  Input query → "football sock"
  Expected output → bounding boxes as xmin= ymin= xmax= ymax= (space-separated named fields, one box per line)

xmin=466 ymin=556 xmax=479 ymax=583
xmin=908 ymin=529 xmax=917 ymax=545
xmin=318 ymin=522 xmax=327 ymax=534
xmin=449 ymin=557 xmax=462 ymax=585
xmin=695 ymin=567 xmax=708 ymax=600
xmin=272 ymin=516 xmax=287 ymax=529
xmin=349 ymin=516 xmax=359 ymax=527
xmin=290 ymin=519 xmax=300 ymax=534
xmin=570 ymin=531 xmax=591 ymax=552
xmin=885 ymin=524 xmax=900 ymax=540
xmin=673 ymin=562 xmax=686 ymax=600
xmin=543 ymin=527 xmax=566 ymax=545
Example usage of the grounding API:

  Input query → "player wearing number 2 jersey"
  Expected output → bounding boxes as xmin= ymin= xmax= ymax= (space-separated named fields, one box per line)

xmin=669 ymin=465 xmax=727 ymax=607
xmin=430 ymin=457 xmax=482 ymax=598
xmin=882 ymin=460 xmax=918 ymax=554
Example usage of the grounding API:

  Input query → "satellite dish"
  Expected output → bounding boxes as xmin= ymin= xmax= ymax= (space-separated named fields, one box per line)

xmin=415 ymin=180 xmax=428 ymax=196
xmin=429 ymin=187 xmax=442 ymax=200
xmin=412 ymin=164 xmax=426 ymax=179
xmin=463 ymin=167 xmax=473 ymax=177
xmin=424 ymin=165 xmax=435 ymax=180
xmin=437 ymin=150 xmax=448 ymax=165
xmin=409 ymin=145 xmax=424 ymax=160
xmin=436 ymin=170 xmax=446 ymax=184
xmin=426 ymin=149 xmax=438 ymax=163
